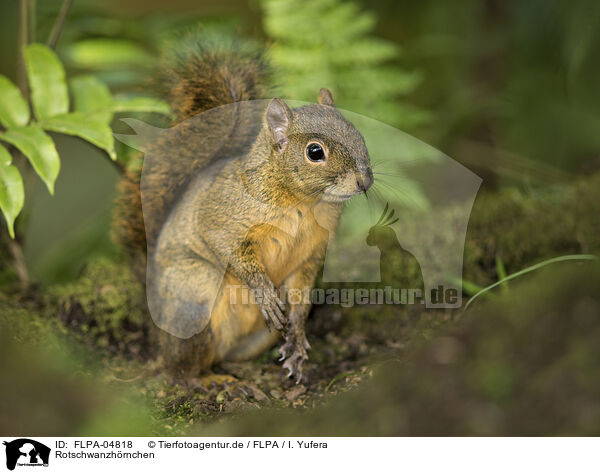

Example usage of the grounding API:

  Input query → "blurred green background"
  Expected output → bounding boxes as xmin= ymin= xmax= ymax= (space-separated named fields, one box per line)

xmin=1 ymin=0 xmax=598 ymax=284
xmin=1 ymin=0 xmax=599 ymax=436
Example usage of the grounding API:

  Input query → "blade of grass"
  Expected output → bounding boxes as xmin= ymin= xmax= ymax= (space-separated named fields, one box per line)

xmin=326 ymin=371 xmax=358 ymax=392
xmin=464 ymin=254 xmax=599 ymax=311
xmin=447 ymin=275 xmax=487 ymax=297
xmin=495 ymin=256 xmax=508 ymax=294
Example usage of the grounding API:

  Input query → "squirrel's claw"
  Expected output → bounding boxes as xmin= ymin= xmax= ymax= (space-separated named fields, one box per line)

xmin=261 ymin=307 xmax=283 ymax=332
xmin=282 ymin=351 xmax=307 ymax=384
xmin=279 ymin=336 xmax=309 ymax=383
xmin=259 ymin=288 xmax=286 ymax=332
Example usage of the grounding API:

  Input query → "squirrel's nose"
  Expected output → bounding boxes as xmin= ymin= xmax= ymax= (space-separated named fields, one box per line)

xmin=356 ymin=169 xmax=373 ymax=193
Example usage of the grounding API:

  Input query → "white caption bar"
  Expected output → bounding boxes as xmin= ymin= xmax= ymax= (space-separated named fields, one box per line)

xmin=1 ymin=437 xmax=598 ymax=472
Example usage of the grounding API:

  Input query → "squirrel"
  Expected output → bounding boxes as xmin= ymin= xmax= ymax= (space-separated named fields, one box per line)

xmin=113 ymin=35 xmax=373 ymax=380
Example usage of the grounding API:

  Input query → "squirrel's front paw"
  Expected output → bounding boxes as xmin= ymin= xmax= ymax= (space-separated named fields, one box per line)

xmin=257 ymin=284 xmax=286 ymax=332
xmin=279 ymin=336 xmax=310 ymax=383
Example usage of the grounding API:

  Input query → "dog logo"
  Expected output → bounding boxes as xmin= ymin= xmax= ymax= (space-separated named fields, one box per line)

xmin=3 ymin=439 xmax=50 ymax=470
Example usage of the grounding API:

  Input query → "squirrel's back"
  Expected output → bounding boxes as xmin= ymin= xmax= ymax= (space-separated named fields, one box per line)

xmin=113 ymin=35 xmax=269 ymax=258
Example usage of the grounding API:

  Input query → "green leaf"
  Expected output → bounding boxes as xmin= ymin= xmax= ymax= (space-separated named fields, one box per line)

xmin=0 ymin=76 xmax=30 ymax=128
xmin=70 ymin=75 xmax=113 ymax=123
xmin=0 ymin=125 xmax=60 ymax=194
xmin=0 ymin=144 xmax=25 ymax=238
xmin=111 ymin=97 xmax=172 ymax=115
xmin=24 ymin=44 xmax=69 ymax=120
xmin=41 ymin=113 xmax=116 ymax=161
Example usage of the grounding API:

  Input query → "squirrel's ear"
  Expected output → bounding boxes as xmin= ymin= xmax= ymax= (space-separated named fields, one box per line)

xmin=266 ymin=98 xmax=291 ymax=152
xmin=318 ymin=88 xmax=334 ymax=106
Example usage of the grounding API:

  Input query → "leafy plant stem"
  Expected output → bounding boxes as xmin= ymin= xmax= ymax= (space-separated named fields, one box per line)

xmin=9 ymin=0 xmax=32 ymax=285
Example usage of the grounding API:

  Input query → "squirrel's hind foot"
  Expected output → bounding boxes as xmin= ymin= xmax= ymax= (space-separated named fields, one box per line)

xmin=279 ymin=335 xmax=310 ymax=383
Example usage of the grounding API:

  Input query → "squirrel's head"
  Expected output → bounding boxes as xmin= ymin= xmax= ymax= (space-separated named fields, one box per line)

xmin=264 ymin=89 xmax=373 ymax=203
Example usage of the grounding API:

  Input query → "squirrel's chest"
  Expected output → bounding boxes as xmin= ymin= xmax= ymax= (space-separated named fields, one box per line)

xmin=257 ymin=208 xmax=328 ymax=285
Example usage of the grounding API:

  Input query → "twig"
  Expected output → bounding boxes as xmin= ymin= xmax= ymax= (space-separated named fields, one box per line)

xmin=28 ymin=0 xmax=36 ymax=43
xmin=17 ymin=0 xmax=28 ymax=96
xmin=2 ymin=230 xmax=29 ymax=286
xmin=47 ymin=0 xmax=74 ymax=49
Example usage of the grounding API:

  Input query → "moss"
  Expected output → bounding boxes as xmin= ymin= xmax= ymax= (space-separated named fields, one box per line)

xmin=202 ymin=262 xmax=600 ymax=435
xmin=44 ymin=257 xmax=150 ymax=358
xmin=2 ymin=172 xmax=600 ymax=434
xmin=0 ymin=296 xmax=154 ymax=436
xmin=463 ymin=173 xmax=600 ymax=286
xmin=148 ymin=379 xmax=227 ymax=434
xmin=342 ymin=172 xmax=600 ymax=294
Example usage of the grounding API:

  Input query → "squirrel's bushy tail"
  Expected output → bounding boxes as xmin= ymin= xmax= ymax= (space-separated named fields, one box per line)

xmin=112 ymin=33 xmax=269 ymax=260
xmin=162 ymin=34 xmax=269 ymax=121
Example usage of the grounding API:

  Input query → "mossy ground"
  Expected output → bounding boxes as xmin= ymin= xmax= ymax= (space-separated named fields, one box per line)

xmin=1 ymin=173 xmax=599 ymax=435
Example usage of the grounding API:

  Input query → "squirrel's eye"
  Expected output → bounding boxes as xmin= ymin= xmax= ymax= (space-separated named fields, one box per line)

xmin=306 ymin=142 xmax=326 ymax=162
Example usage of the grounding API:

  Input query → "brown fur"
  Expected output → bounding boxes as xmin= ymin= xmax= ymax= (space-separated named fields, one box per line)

xmin=114 ymin=36 xmax=269 ymax=256
xmin=113 ymin=37 xmax=373 ymax=380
